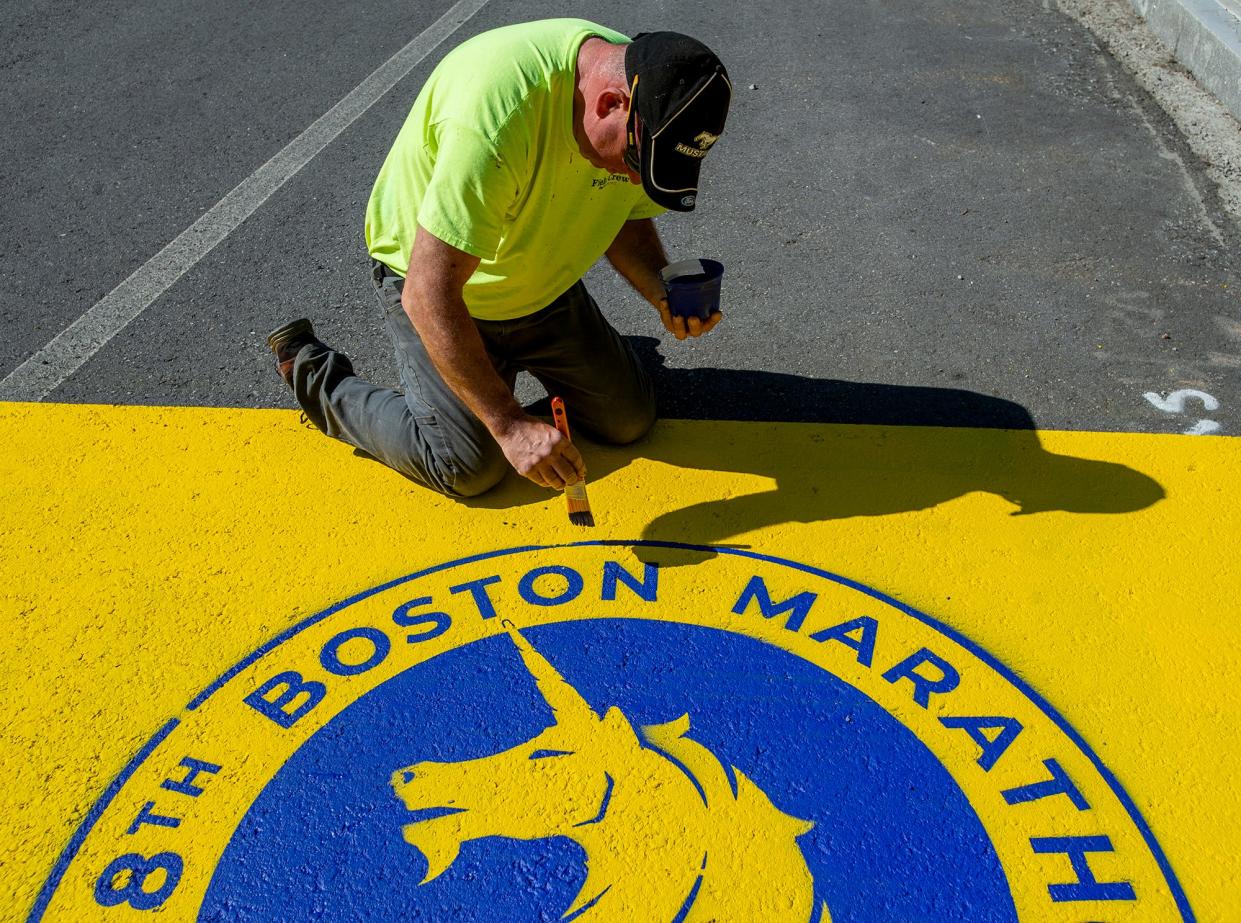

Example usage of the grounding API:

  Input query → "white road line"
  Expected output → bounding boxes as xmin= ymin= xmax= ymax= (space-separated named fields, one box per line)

xmin=0 ymin=0 xmax=491 ymax=403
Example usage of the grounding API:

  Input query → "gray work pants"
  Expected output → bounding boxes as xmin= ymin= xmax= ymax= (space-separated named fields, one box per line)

xmin=289 ymin=263 xmax=656 ymax=497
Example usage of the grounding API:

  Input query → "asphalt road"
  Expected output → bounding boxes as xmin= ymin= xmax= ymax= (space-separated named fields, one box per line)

xmin=2 ymin=0 xmax=1238 ymax=433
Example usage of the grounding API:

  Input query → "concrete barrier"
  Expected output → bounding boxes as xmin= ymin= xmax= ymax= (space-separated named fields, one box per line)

xmin=1131 ymin=0 xmax=1241 ymax=119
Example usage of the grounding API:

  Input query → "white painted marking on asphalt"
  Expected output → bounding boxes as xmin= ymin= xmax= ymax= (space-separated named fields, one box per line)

xmin=1184 ymin=419 xmax=1222 ymax=435
xmin=1143 ymin=388 xmax=1223 ymax=435
xmin=1143 ymin=389 xmax=1221 ymax=414
xmin=0 ymin=0 xmax=492 ymax=403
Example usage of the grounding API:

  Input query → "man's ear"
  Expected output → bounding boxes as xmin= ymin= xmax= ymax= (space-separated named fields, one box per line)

xmin=595 ymin=88 xmax=628 ymax=119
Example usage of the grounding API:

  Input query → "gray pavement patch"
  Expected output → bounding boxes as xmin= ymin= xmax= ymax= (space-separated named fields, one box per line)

xmin=1062 ymin=0 xmax=1241 ymax=223
xmin=0 ymin=0 xmax=492 ymax=403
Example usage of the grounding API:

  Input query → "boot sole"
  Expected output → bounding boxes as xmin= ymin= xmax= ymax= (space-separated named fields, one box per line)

xmin=266 ymin=318 xmax=315 ymax=352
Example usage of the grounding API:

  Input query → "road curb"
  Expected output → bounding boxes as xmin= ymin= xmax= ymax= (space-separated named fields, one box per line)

xmin=1131 ymin=0 xmax=1241 ymax=120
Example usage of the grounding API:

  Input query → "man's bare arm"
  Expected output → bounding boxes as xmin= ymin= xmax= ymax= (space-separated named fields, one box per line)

xmin=402 ymin=224 xmax=584 ymax=488
xmin=605 ymin=218 xmax=721 ymax=340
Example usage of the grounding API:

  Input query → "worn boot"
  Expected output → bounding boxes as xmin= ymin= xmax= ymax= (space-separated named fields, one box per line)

xmin=266 ymin=318 xmax=319 ymax=387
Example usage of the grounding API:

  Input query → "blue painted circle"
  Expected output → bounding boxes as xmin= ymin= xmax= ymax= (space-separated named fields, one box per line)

xmin=202 ymin=619 xmax=1016 ymax=921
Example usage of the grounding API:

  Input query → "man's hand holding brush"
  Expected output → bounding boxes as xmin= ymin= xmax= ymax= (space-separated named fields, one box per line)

xmin=495 ymin=414 xmax=585 ymax=490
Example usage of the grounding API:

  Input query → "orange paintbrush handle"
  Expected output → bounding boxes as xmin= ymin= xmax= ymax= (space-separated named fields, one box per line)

xmin=550 ymin=396 xmax=594 ymax=526
xmin=551 ymin=396 xmax=572 ymax=441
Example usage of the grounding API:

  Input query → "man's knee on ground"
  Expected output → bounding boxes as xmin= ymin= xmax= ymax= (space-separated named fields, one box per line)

xmin=589 ymin=399 xmax=656 ymax=446
xmin=448 ymin=444 xmax=509 ymax=498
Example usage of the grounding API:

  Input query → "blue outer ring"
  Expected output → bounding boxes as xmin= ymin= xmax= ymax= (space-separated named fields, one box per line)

xmin=28 ymin=541 xmax=1195 ymax=921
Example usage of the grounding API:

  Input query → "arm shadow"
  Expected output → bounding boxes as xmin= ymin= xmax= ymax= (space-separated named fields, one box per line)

xmin=449 ymin=336 xmax=1164 ymax=564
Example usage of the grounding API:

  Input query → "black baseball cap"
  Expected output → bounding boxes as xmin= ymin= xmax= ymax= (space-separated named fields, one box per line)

xmin=624 ymin=32 xmax=732 ymax=212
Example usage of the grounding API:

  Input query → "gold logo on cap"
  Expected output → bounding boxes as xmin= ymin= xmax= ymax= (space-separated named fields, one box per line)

xmin=674 ymin=130 xmax=720 ymax=159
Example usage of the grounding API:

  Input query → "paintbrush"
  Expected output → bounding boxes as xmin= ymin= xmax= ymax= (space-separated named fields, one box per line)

xmin=550 ymin=396 xmax=594 ymax=527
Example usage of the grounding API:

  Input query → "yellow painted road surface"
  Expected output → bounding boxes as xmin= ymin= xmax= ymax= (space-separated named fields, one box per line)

xmin=2 ymin=402 xmax=1237 ymax=920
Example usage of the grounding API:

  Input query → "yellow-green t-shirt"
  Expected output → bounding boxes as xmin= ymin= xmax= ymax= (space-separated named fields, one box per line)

xmin=364 ymin=18 xmax=665 ymax=321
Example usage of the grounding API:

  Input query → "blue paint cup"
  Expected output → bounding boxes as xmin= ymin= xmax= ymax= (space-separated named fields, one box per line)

xmin=660 ymin=259 xmax=724 ymax=321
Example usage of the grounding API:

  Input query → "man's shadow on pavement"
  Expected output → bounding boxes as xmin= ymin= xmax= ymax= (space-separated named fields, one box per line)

xmin=464 ymin=337 xmax=1164 ymax=564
